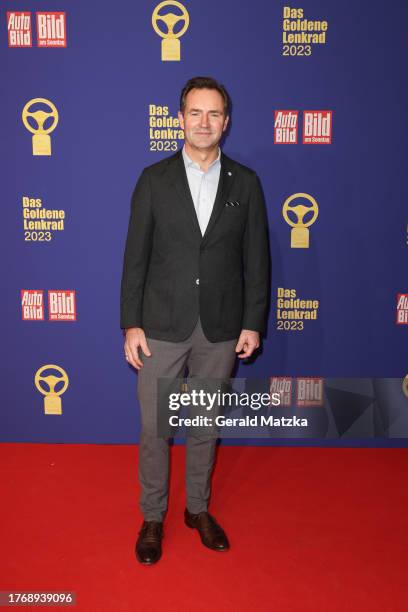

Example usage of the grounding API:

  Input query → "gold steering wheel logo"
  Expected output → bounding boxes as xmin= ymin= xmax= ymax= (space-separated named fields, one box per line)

xmin=35 ymin=364 xmax=69 ymax=415
xmin=402 ymin=375 xmax=408 ymax=399
xmin=22 ymin=98 xmax=59 ymax=156
xmin=282 ymin=193 xmax=319 ymax=248
xmin=152 ymin=1 xmax=190 ymax=61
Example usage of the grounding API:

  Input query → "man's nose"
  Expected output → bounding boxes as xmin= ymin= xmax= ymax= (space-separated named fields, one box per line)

xmin=200 ymin=113 xmax=209 ymax=127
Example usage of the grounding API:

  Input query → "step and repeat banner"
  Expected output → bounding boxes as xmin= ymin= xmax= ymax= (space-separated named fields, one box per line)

xmin=2 ymin=1 xmax=407 ymax=445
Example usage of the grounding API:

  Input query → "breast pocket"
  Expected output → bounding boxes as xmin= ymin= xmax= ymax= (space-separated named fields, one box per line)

xmin=223 ymin=200 xmax=247 ymax=222
xmin=220 ymin=204 xmax=246 ymax=244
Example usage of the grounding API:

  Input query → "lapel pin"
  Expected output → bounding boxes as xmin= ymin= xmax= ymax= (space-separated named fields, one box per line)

xmin=227 ymin=171 xmax=232 ymax=176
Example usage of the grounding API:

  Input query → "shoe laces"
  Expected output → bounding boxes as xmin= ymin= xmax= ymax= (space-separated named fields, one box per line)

xmin=140 ymin=521 xmax=162 ymax=543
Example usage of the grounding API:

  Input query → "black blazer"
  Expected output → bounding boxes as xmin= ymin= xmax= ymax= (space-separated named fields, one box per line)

xmin=120 ymin=149 xmax=270 ymax=342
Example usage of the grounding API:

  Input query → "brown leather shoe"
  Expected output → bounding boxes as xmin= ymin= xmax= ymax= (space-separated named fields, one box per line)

xmin=135 ymin=520 xmax=163 ymax=565
xmin=184 ymin=509 xmax=230 ymax=551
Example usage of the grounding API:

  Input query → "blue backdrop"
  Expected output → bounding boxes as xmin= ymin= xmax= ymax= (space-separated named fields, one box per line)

xmin=2 ymin=0 xmax=407 ymax=444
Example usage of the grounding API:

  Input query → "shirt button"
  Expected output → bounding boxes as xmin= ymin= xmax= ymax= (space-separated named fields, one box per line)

xmin=195 ymin=278 xmax=200 ymax=285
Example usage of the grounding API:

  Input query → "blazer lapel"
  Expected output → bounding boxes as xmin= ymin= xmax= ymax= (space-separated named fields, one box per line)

xmin=201 ymin=152 xmax=236 ymax=246
xmin=167 ymin=150 xmax=202 ymax=240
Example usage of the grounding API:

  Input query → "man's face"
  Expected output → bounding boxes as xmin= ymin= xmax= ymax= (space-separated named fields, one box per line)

xmin=178 ymin=88 xmax=229 ymax=151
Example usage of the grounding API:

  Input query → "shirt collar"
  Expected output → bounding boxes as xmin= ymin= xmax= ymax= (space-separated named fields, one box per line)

xmin=182 ymin=145 xmax=221 ymax=172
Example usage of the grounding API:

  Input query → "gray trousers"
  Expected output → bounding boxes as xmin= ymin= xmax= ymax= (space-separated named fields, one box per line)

xmin=137 ymin=316 xmax=238 ymax=521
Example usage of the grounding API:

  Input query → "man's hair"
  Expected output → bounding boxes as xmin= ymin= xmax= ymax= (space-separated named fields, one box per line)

xmin=179 ymin=76 xmax=231 ymax=116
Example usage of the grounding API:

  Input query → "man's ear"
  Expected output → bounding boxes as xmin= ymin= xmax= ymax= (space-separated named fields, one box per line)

xmin=223 ymin=115 xmax=230 ymax=132
xmin=178 ymin=110 xmax=184 ymax=130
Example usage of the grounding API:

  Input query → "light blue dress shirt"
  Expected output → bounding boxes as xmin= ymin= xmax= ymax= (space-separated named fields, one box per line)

xmin=181 ymin=145 xmax=221 ymax=236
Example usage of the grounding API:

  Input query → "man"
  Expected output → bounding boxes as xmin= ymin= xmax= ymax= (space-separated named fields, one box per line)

xmin=120 ymin=76 xmax=270 ymax=565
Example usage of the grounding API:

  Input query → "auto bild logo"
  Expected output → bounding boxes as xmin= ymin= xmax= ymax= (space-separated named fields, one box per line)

xmin=396 ymin=293 xmax=408 ymax=324
xmin=36 ymin=12 xmax=67 ymax=47
xmin=274 ymin=111 xmax=298 ymax=144
xmin=270 ymin=377 xmax=292 ymax=406
xmin=21 ymin=290 xmax=44 ymax=320
xmin=7 ymin=12 xmax=32 ymax=47
xmin=303 ymin=110 xmax=332 ymax=144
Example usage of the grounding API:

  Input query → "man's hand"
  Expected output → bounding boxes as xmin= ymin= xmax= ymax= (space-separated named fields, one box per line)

xmin=235 ymin=329 xmax=260 ymax=359
xmin=124 ymin=327 xmax=152 ymax=370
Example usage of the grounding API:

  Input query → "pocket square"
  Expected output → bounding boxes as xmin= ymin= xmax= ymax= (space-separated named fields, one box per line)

xmin=225 ymin=200 xmax=240 ymax=207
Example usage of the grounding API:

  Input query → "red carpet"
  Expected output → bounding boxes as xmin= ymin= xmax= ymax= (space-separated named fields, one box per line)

xmin=1 ymin=444 xmax=407 ymax=611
